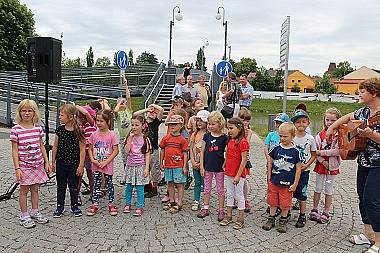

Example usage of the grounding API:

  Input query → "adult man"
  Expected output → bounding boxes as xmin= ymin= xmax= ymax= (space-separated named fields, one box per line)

xmin=172 ymin=74 xmax=185 ymax=99
xmin=195 ymin=75 xmax=211 ymax=110
xmin=182 ymin=75 xmax=199 ymax=103
xmin=239 ymin=75 xmax=255 ymax=109
xmin=222 ymin=72 xmax=242 ymax=118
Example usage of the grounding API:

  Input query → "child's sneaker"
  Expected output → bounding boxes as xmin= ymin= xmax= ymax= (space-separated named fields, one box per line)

xmin=292 ymin=200 xmax=300 ymax=210
xmin=53 ymin=206 xmax=65 ymax=218
xmin=71 ymin=206 xmax=82 ymax=217
xmin=108 ymin=204 xmax=118 ymax=216
xmin=31 ymin=211 xmax=49 ymax=224
xmin=161 ymin=195 xmax=170 ymax=203
xmin=295 ymin=213 xmax=306 ymax=228
xmin=184 ymin=176 xmax=193 ymax=190
xmin=191 ymin=201 xmax=199 ymax=211
xmin=197 ymin=208 xmax=209 ymax=218
xmin=123 ymin=205 xmax=131 ymax=213
xmin=309 ymin=208 xmax=319 ymax=221
xmin=19 ymin=216 xmax=36 ymax=229
xmin=133 ymin=208 xmax=143 ymax=217
xmin=217 ymin=209 xmax=225 ymax=222
xmin=277 ymin=216 xmax=288 ymax=233
xmin=262 ymin=216 xmax=276 ymax=231
xmin=244 ymin=200 xmax=251 ymax=213
xmin=318 ymin=212 xmax=330 ymax=224
xmin=233 ymin=219 xmax=244 ymax=230
xmin=86 ymin=204 xmax=99 ymax=216
xmin=219 ymin=216 xmax=233 ymax=226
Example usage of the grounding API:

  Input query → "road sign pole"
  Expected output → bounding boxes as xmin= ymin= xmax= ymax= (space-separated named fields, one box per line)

xmin=280 ymin=16 xmax=290 ymax=113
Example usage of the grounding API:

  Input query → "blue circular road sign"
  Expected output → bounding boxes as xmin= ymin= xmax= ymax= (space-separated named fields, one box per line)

xmin=216 ymin=60 xmax=233 ymax=78
xmin=116 ymin=51 xmax=128 ymax=70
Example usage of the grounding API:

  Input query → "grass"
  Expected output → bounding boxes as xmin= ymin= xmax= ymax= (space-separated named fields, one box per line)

xmin=75 ymin=97 xmax=362 ymax=138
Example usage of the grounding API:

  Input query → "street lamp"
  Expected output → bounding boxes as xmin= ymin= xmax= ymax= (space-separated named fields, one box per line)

xmin=201 ymin=38 xmax=209 ymax=71
xmin=168 ymin=6 xmax=183 ymax=67
xmin=216 ymin=6 xmax=227 ymax=60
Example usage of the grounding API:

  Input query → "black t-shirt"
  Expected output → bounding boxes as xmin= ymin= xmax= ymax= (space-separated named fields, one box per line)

xmin=203 ymin=133 xmax=228 ymax=172
xmin=55 ymin=125 xmax=80 ymax=166
xmin=148 ymin=118 xmax=162 ymax=150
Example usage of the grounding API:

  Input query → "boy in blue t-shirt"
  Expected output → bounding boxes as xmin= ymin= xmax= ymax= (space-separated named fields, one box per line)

xmin=263 ymin=122 xmax=302 ymax=233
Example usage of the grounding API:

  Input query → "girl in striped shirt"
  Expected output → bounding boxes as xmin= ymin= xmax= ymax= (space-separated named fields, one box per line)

xmin=10 ymin=99 xmax=51 ymax=228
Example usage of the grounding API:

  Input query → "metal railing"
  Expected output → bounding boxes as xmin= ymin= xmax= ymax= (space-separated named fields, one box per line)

xmin=144 ymin=70 xmax=166 ymax=109
xmin=142 ymin=63 xmax=165 ymax=97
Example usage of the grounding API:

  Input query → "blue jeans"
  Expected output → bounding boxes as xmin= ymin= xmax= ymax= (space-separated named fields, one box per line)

xmin=193 ymin=169 xmax=204 ymax=202
xmin=125 ymin=184 xmax=144 ymax=208
xmin=357 ymin=165 xmax=380 ymax=232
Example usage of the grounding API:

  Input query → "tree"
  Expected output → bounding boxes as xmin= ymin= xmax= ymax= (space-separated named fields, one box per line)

xmin=291 ymin=82 xmax=301 ymax=92
xmin=0 ymin=0 xmax=35 ymax=70
xmin=234 ymin=58 xmax=257 ymax=78
xmin=251 ymin=67 xmax=280 ymax=91
xmin=315 ymin=73 xmax=337 ymax=94
xmin=62 ymin=57 xmax=81 ymax=68
xmin=95 ymin=56 xmax=111 ymax=67
xmin=86 ymin=46 xmax=94 ymax=67
xmin=136 ymin=51 xmax=158 ymax=64
xmin=195 ymin=47 xmax=207 ymax=71
xmin=128 ymin=49 xmax=134 ymax=65
xmin=332 ymin=61 xmax=354 ymax=79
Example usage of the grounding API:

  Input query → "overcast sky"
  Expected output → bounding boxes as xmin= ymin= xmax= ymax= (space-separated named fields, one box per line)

xmin=21 ymin=0 xmax=380 ymax=76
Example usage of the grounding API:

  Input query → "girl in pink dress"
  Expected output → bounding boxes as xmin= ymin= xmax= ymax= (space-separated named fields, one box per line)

xmin=10 ymin=99 xmax=51 ymax=228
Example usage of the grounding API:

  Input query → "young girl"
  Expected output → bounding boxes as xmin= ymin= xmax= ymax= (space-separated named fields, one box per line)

xmin=52 ymin=104 xmax=85 ymax=218
xmin=124 ymin=115 xmax=151 ymax=216
xmin=219 ymin=117 xmax=249 ymax=230
xmin=187 ymin=98 xmax=205 ymax=136
xmin=198 ymin=111 xmax=227 ymax=221
xmin=189 ymin=110 xmax=209 ymax=211
xmin=238 ymin=108 xmax=253 ymax=213
xmin=309 ymin=107 xmax=341 ymax=224
xmin=10 ymin=99 xmax=50 ymax=228
xmin=87 ymin=109 xmax=119 ymax=216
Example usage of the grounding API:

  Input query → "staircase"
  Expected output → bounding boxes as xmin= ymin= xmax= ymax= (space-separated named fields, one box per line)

xmin=154 ymin=83 xmax=175 ymax=119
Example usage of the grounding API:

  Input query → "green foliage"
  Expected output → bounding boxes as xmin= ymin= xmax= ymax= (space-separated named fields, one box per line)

xmin=195 ymin=47 xmax=206 ymax=71
xmin=0 ymin=0 xmax=35 ymax=70
xmin=332 ymin=61 xmax=354 ymax=79
xmin=315 ymin=73 xmax=337 ymax=94
xmin=273 ymin=69 xmax=284 ymax=90
xmin=62 ymin=57 xmax=81 ymax=68
xmin=251 ymin=67 xmax=281 ymax=91
xmin=128 ymin=49 xmax=134 ymax=65
xmin=233 ymin=57 xmax=257 ymax=78
xmin=94 ymin=56 xmax=111 ymax=67
xmin=291 ymin=82 xmax=301 ymax=92
xmin=136 ymin=51 xmax=158 ymax=64
xmin=86 ymin=46 xmax=94 ymax=67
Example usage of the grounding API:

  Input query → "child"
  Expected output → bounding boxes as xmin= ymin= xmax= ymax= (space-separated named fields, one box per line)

xmin=189 ymin=110 xmax=209 ymax=211
xmin=52 ymin=104 xmax=85 ymax=218
xmin=326 ymin=78 xmax=380 ymax=252
xmin=124 ymin=115 xmax=151 ymax=216
xmin=159 ymin=115 xmax=189 ymax=213
xmin=291 ymin=109 xmax=317 ymax=228
xmin=187 ymin=98 xmax=205 ymax=136
xmin=87 ymin=109 xmax=119 ymax=216
xmin=133 ymin=104 xmax=164 ymax=198
xmin=238 ymin=107 xmax=253 ymax=213
xmin=10 ymin=99 xmax=50 ymax=228
xmin=197 ymin=111 xmax=227 ymax=221
xmin=114 ymin=75 xmax=133 ymax=185
xmin=310 ymin=108 xmax=341 ymax=224
xmin=219 ymin=117 xmax=249 ymax=230
xmin=262 ymin=122 xmax=302 ymax=233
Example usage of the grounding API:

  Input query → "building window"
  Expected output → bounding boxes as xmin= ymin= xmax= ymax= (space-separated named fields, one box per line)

xmin=298 ymin=80 xmax=301 ymax=82
xmin=292 ymin=80 xmax=294 ymax=83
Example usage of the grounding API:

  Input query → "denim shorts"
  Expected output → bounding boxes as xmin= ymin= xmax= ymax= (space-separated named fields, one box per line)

xmin=294 ymin=170 xmax=310 ymax=201
xmin=165 ymin=168 xmax=187 ymax=184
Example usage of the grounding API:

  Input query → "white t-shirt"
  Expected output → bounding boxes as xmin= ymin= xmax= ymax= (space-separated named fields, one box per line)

xmin=292 ymin=133 xmax=317 ymax=170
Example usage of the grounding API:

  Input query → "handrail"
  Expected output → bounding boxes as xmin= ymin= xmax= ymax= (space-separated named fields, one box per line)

xmin=142 ymin=62 xmax=165 ymax=97
xmin=144 ymin=70 xmax=166 ymax=108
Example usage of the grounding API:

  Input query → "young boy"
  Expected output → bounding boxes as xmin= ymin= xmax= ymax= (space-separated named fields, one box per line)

xmin=159 ymin=115 xmax=189 ymax=213
xmin=291 ymin=109 xmax=317 ymax=228
xmin=262 ymin=122 xmax=302 ymax=233
xmin=133 ymin=104 xmax=164 ymax=198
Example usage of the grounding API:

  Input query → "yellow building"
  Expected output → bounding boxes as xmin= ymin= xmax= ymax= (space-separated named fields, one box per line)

xmin=334 ymin=66 xmax=380 ymax=95
xmin=287 ymin=70 xmax=315 ymax=93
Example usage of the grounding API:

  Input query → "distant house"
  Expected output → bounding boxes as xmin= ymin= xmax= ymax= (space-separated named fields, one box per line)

xmin=333 ymin=66 xmax=380 ymax=95
xmin=287 ymin=70 xmax=315 ymax=93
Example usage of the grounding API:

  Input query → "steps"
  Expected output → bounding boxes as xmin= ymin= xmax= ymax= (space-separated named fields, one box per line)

xmin=154 ymin=83 xmax=175 ymax=119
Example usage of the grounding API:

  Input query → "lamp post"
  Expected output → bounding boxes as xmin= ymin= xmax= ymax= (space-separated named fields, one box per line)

xmin=201 ymin=38 xmax=209 ymax=71
xmin=216 ymin=7 xmax=227 ymax=60
xmin=168 ymin=6 xmax=183 ymax=67
xmin=228 ymin=42 xmax=231 ymax=60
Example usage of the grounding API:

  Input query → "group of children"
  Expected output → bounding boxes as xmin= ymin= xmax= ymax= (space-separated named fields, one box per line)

xmin=10 ymin=87 xmax=340 ymax=233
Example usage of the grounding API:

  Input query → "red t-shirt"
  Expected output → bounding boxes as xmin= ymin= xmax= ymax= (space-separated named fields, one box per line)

xmin=225 ymin=138 xmax=250 ymax=177
xmin=159 ymin=134 xmax=189 ymax=168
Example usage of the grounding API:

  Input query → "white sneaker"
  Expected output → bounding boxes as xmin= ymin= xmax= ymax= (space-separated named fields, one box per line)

xmin=191 ymin=201 xmax=199 ymax=211
xmin=30 ymin=212 xmax=49 ymax=224
xmin=20 ymin=217 xmax=36 ymax=229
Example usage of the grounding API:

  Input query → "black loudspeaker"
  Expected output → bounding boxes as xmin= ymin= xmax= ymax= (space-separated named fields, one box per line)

xmin=27 ymin=37 xmax=62 ymax=83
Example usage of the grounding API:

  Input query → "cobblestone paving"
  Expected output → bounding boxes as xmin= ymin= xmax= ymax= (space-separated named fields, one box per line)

xmin=0 ymin=128 xmax=368 ymax=252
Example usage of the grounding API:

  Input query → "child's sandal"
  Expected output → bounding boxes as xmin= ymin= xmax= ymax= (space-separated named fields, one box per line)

xmin=163 ymin=202 xmax=173 ymax=211
xmin=169 ymin=204 xmax=180 ymax=214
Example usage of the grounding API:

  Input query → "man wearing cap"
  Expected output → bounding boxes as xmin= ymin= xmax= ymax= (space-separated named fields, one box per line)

xmin=160 ymin=114 xmax=189 ymax=213
xmin=239 ymin=75 xmax=255 ymax=109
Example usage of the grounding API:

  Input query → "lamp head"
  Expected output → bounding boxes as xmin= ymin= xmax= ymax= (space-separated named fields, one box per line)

xmin=204 ymin=39 xmax=209 ymax=47
xmin=175 ymin=13 xmax=183 ymax=21
xmin=215 ymin=13 xmax=222 ymax=20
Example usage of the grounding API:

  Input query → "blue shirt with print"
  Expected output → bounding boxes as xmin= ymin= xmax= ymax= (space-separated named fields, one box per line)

xmin=265 ymin=131 xmax=280 ymax=151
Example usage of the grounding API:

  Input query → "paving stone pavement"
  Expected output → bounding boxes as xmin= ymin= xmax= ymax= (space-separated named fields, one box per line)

xmin=0 ymin=127 xmax=369 ymax=253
